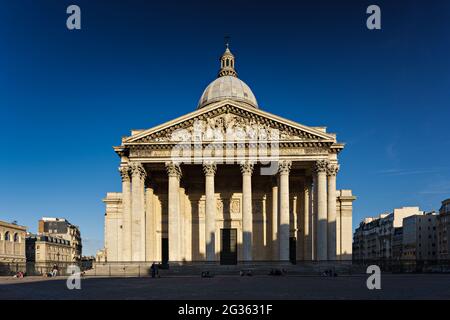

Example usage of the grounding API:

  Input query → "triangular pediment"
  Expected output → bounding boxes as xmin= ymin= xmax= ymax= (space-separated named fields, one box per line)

xmin=123 ymin=100 xmax=338 ymax=146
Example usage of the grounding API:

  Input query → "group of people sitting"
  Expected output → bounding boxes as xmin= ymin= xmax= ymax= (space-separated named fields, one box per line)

xmin=269 ymin=268 xmax=287 ymax=276
xmin=12 ymin=266 xmax=59 ymax=278
xmin=13 ymin=271 xmax=25 ymax=278
xmin=322 ymin=269 xmax=338 ymax=277
xmin=44 ymin=265 xmax=59 ymax=277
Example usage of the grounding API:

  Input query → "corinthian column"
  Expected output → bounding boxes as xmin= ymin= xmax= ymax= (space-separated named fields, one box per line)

xmin=327 ymin=163 xmax=339 ymax=261
xmin=130 ymin=162 xmax=146 ymax=262
xmin=119 ymin=166 xmax=131 ymax=262
xmin=271 ymin=177 xmax=279 ymax=260
xmin=312 ymin=173 xmax=317 ymax=260
xmin=203 ymin=162 xmax=217 ymax=262
xmin=315 ymin=160 xmax=328 ymax=261
xmin=303 ymin=178 xmax=312 ymax=261
xmin=278 ymin=160 xmax=291 ymax=261
xmin=240 ymin=161 xmax=254 ymax=262
xmin=166 ymin=162 xmax=181 ymax=263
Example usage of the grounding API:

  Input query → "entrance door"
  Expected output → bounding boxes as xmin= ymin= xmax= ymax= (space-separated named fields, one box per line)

xmin=220 ymin=228 xmax=237 ymax=265
xmin=162 ymin=238 xmax=168 ymax=265
xmin=289 ymin=237 xmax=296 ymax=264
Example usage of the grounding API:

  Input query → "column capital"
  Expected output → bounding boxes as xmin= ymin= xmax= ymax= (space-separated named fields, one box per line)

xmin=165 ymin=161 xmax=182 ymax=179
xmin=202 ymin=162 xmax=217 ymax=176
xmin=278 ymin=160 xmax=292 ymax=175
xmin=314 ymin=160 xmax=329 ymax=173
xmin=326 ymin=163 xmax=340 ymax=177
xmin=130 ymin=162 xmax=147 ymax=179
xmin=240 ymin=161 xmax=254 ymax=175
xmin=118 ymin=165 xmax=131 ymax=182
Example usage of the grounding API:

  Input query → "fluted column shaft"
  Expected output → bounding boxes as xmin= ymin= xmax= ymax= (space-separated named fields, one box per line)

xmin=145 ymin=186 xmax=154 ymax=261
xmin=327 ymin=163 xmax=339 ymax=261
xmin=271 ymin=178 xmax=279 ymax=260
xmin=303 ymin=179 xmax=312 ymax=260
xmin=166 ymin=162 xmax=181 ymax=263
xmin=130 ymin=162 xmax=146 ymax=262
xmin=278 ymin=160 xmax=291 ymax=261
xmin=119 ymin=166 xmax=131 ymax=261
xmin=240 ymin=162 xmax=254 ymax=261
xmin=203 ymin=162 xmax=217 ymax=262
xmin=312 ymin=173 xmax=317 ymax=260
xmin=315 ymin=160 xmax=328 ymax=261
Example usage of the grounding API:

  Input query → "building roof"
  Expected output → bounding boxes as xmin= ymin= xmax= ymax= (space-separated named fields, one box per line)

xmin=0 ymin=220 xmax=27 ymax=231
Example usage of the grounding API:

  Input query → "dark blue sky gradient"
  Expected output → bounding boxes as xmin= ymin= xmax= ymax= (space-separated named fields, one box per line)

xmin=1 ymin=0 xmax=449 ymax=255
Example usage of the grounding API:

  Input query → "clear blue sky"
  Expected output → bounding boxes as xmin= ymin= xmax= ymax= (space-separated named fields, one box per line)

xmin=1 ymin=0 xmax=449 ymax=255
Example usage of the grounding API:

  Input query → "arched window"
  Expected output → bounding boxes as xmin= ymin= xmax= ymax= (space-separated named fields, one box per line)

xmin=13 ymin=233 xmax=19 ymax=242
xmin=4 ymin=231 xmax=10 ymax=241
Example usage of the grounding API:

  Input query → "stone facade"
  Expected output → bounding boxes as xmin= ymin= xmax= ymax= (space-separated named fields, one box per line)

xmin=352 ymin=207 xmax=442 ymax=261
xmin=26 ymin=234 xmax=72 ymax=263
xmin=402 ymin=212 xmax=438 ymax=260
xmin=438 ymin=198 xmax=450 ymax=260
xmin=38 ymin=217 xmax=82 ymax=261
xmin=101 ymin=46 xmax=355 ymax=264
xmin=0 ymin=220 xmax=26 ymax=264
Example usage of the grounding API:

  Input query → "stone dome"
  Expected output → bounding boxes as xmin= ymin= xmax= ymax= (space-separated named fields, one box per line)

xmin=197 ymin=45 xmax=258 ymax=109
xmin=197 ymin=75 xmax=258 ymax=109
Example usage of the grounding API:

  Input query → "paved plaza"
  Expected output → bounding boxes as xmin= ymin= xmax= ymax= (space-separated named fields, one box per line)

xmin=0 ymin=274 xmax=449 ymax=300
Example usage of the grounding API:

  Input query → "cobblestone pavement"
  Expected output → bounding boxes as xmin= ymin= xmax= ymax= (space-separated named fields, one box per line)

xmin=0 ymin=274 xmax=449 ymax=300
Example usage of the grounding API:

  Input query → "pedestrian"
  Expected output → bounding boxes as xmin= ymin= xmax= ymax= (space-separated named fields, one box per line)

xmin=51 ymin=265 xmax=58 ymax=277
xmin=151 ymin=262 xmax=156 ymax=278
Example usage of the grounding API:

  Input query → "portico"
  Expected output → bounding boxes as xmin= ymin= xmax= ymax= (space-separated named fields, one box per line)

xmin=102 ymin=45 xmax=355 ymax=264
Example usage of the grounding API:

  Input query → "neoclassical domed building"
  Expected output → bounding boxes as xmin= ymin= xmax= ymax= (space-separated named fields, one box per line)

xmin=101 ymin=46 xmax=355 ymax=265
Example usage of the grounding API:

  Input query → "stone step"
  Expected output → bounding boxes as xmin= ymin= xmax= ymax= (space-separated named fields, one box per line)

xmin=85 ymin=262 xmax=359 ymax=277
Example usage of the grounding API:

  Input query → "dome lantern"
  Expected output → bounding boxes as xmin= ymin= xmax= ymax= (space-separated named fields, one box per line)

xmin=218 ymin=44 xmax=237 ymax=78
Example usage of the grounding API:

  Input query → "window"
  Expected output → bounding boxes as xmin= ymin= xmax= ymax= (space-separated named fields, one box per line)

xmin=4 ymin=232 xmax=10 ymax=241
xmin=13 ymin=233 xmax=19 ymax=242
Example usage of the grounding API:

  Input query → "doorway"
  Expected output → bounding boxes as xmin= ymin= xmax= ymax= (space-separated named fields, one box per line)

xmin=220 ymin=228 xmax=237 ymax=265
xmin=289 ymin=237 xmax=296 ymax=264
xmin=162 ymin=238 xmax=168 ymax=265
